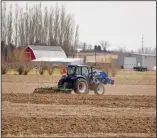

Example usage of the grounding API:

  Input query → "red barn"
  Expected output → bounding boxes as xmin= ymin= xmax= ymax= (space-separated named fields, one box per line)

xmin=21 ymin=45 xmax=67 ymax=61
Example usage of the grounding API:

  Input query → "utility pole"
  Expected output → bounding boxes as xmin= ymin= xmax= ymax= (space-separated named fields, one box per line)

xmin=141 ymin=34 xmax=144 ymax=53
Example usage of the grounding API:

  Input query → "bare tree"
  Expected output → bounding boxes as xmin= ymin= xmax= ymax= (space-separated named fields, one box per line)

xmin=44 ymin=7 xmax=49 ymax=45
xmin=2 ymin=2 xmax=7 ymax=43
xmin=138 ymin=48 xmax=142 ymax=54
xmin=54 ymin=4 xmax=60 ymax=45
xmin=63 ymin=17 xmax=71 ymax=56
xmin=2 ymin=2 xmax=79 ymax=55
xmin=34 ymin=3 xmax=43 ymax=44
xmin=148 ymin=47 xmax=155 ymax=54
xmin=62 ymin=14 xmax=75 ymax=56
xmin=24 ymin=3 xmax=29 ymax=46
xmin=48 ymin=6 xmax=55 ymax=45
xmin=99 ymin=40 xmax=110 ymax=51
xmin=14 ymin=3 xmax=19 ymax=46
xmin=138 ymin=47 xmax=156 ymax=54
xmin=153 ymin=47 xmax=156 ymax=54
xmin=88 ymin=44 xmax=92 ymax=50
xmin=144 ymin=47 xmax=148 ymax=53
xmin=58 ymin=5 xmax=66 ymax=46
xmin=7 ymin=4 xmax=13 ymax=45
xmin=74 ymin=24 xmax=79 ymax=50
xmin=82 ymin=42 xmax=87 ymax=50
xmin=28 ymin=7 xmax=36 ymax=44
xmin=18 ymin=8 xmax=25 ymax=46
xmin=117 ymin=46 xmax=126 ymax=53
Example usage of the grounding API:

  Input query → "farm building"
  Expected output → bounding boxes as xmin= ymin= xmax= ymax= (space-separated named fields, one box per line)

xmin=117 ymin=53 xmax=156 ymax=70
xmin=21 ymin=45 xmax=67 ymax=60
xmin=21 ymin=45 xmax=83 ymax=65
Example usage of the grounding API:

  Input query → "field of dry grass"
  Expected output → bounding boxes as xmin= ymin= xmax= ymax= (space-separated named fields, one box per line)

xmin=2 ymin=71 xmax=156 ymax=137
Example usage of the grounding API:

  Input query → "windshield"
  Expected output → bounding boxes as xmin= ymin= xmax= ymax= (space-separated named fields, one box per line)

xmin=67 ymin=66 xmax=75 ymax=75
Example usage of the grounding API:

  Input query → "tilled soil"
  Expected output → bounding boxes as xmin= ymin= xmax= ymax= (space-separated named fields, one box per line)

xmin=2 ymin=93 xmax=156 ymax=108
xmin=2 ymin=75 xmax=156 ymax=137
xmin=2 ymin=116 xmax=156 ymax=135
xmin=2 ymin=93 xmax=156 ymax=137
xmin=2 ymin=102 xmax=156 ymax=118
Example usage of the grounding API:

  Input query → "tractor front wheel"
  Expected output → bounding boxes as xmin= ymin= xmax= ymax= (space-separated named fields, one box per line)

xmin=94 ymin=83 xmax=105 ymax=95
xmin=74 ymin=78 xmax=89 ymax=94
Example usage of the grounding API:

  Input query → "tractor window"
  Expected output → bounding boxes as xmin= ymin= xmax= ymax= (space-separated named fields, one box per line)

xmin=67 ymin=66 xmax=75 ymax=75
xmin=82 ymin=67 xmax=88 ymax=76
xmin=76 ymin=67 xmax=81 ymax=75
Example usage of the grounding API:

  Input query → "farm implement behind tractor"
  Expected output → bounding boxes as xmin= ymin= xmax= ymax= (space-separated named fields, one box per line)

xmin=34 ymin=65 xmax=114 ymax=95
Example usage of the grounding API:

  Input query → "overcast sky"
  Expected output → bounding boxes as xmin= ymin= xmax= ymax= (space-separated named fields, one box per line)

xmin=5 ymin=1 xmax=156 ymax=51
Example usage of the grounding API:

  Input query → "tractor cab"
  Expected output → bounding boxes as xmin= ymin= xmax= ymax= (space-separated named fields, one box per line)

xmin=67 ymin=65 xmax=92 ymax=77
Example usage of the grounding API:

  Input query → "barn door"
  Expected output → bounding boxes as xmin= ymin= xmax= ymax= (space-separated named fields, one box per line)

xmin=124 ymin=57 xmax=136 ymax=69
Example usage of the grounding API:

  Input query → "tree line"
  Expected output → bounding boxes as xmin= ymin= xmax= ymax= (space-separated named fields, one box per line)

xmin=1 ymin=2 xmax=79 ymax=57
xmin=80 ymin=40 xmax=110 ymax=52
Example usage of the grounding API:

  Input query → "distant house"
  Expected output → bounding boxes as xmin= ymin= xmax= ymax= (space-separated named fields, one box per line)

xmin=21 ymin=45 xmax=67 ymax=61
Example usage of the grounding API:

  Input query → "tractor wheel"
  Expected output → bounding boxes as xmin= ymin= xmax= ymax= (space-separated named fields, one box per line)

xmin=74 ymin=78 xmax=89 ymax=94
xmin=94 ymin=83 xmax=105 ymax=95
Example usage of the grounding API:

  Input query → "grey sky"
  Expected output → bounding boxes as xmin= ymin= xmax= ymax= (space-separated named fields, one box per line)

xmin=5 ymin=1 xmax=156 ymax=51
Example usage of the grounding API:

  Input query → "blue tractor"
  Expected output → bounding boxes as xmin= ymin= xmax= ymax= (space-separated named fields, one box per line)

xmin=58 ymin=65 xmax=114 ymax=95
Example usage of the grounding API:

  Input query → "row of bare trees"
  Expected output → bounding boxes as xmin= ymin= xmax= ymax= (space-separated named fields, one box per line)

xmin=137 ymin=47 xmax=156 ymax=54
xmin=80 ymin=40 xmax=110 ymax=52
xmin=2 ymin=2 xmax=79 ymax=57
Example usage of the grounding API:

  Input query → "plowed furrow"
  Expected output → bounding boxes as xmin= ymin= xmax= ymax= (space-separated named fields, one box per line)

xmin=2 ymin=93 xmax=156 ymax=108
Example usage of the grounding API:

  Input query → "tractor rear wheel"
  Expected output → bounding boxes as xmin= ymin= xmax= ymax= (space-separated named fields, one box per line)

xmin=74 ymin=78 xmax=89 ymax=94
xmin=94 ymin=83 xmax=105 ymax=95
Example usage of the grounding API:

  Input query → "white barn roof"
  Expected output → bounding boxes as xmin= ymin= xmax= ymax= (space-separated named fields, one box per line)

xmin=28 ymin=45 xmax=67 ymax=59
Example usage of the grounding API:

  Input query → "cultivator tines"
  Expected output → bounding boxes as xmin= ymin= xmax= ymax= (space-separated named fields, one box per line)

xmin=33 ymin=86 xmax=72 ymax=94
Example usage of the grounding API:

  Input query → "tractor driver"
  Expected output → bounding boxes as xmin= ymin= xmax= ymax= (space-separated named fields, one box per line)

xmin=67 ymin=66 xmax=75 ymax=75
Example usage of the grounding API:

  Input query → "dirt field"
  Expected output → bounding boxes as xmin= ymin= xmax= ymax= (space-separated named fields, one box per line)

xmin=2 ymin=74 xmax=156 ymax=137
